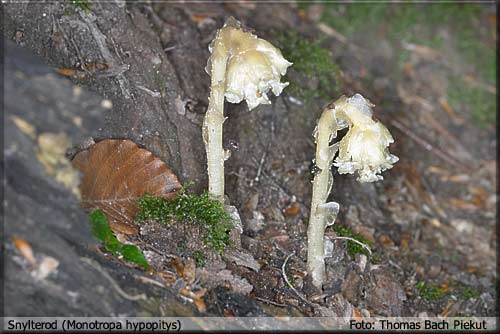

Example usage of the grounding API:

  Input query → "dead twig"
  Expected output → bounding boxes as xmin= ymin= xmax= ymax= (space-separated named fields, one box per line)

xmin=332 ymin=237 xmax=372 ymax=255
xmin=282 ymin=252 xmax=314 ymax=307
xmin=80 ymin=257 xmax=147 ymax=301
xmin=134 ymin=275 xmax=166 ymax=289
xmin=255 ymin=297 xmax=287 ymax=308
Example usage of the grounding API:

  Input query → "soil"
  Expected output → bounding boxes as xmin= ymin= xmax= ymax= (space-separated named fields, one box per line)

xmin=3 ymin=1 xmax=496 ymax=321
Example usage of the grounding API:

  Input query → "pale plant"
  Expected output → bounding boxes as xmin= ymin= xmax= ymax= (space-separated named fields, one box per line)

xmin=307 ymin=93 xmax=398 ymax=290
xmin=204 ymin=17 xmax=292 ymax=202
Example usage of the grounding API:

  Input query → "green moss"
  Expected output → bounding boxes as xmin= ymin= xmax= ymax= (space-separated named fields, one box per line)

xmin=330 ymin=224 xmax=374 ymax=257
xmin=416 ymin=280 xmax=481 ymax=302
xmin=447 ymin=77 xmax=496 ymax=127
xmin=69 ymin=0 xmax=91 ymax=12
xmin=88 ymin=210 xmax=151 ymax=270
xmin=370 ymin=252 xmax=383 ymax=264
xmin=461 ymin=286 xmax=480 ymax=299
xmin=416 ymin=280 xmax=447 ymax=301
xmin=449 ymin=280 xmax=481 ymax=300
xmin=136 ymin=189 xmax=232 ymax=254
xmin=192 ymin=250 xmax=206 ymax=267
xmin=272 ymin=31 xmax=341 ymax=102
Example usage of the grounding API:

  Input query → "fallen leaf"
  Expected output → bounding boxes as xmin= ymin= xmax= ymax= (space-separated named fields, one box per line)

xmin=402 ymin=62 xmax=415 ymax=77
xmin=400 ymin=232 xmax=410 ymax=250
xmin=158 ymin=271 xmax=177 ymax=285
xmin=378 ymin=234 xmax=395 ymax=248
xmin=56 ymin=67 xmax=78 ymax=76
xmin=193 ymin=297 xmax=206 ymax=313
xmin=72 ymin=139 xmax=182 ymax=234
xmin=190 ymin=13 xmax=211 ymax=23
xmin=170 ymin=257 xmax=184 ymax=277
xmin=13 ymin=237 xmax=36 ymax=266
xmin=352 ymin=307 xmax=362 ymax=321
xmin=439 ymin=282 xmax=450 ymax=293
xmin=283 ymin=203 xmax=300 ymax=217
xmin=179 ymin=287 xmax=206 ymax=313
xmin=440 ymin=301 xmax=454 ymax=318
xmin=469 ymin=186 xmax=488 ymax=208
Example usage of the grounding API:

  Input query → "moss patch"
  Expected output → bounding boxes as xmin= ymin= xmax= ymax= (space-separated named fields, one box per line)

xmin=449 ymin=280 xmax=481 ymax=300
xmin=272 ymin=31 xmax=341 ymax=102
xmin=89 ymin=210 xmax=150 ymax=270
xmin=416 ymin=280 xmax=481 ymax=302
xmin=70 ymin=0 xmax=91 ymax=12
xmin=447 ymin=77 xmax=496 ymax=127
xmin=192 ymin=250 xmax=206 ymax=267
xmin=136 ymin=189 xmax=232 ymax=254
xmin=330 ymin=224 xmax=375 ymax=258
xmin=416 ymin=280 xmax=447 ymax=301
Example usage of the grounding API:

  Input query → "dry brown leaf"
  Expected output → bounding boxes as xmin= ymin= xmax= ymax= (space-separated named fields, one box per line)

xmin=283 ymin=203 xmax=300 ymax=217
xmin=56 ymin=67 xmax=78 ymax=76
xmin=158 ymin=271 xmax=177 ymax=285
xmin=440 ymin=301 xmax=454 ymax=318
xmin=193 ymin=298 xmax=207 ymax=313
xmin=170 ymin=257 xmax=184 ymax=277
xmin=179 ymin=287 xmax=207 ymax=313
xmin=13 ymin=237 xmax=36 ymax=266
xmin=352 ymin=307 xmax=362 ymax=321
xmin=72 ymin=139 xmax=182 ymax=234
xmin=469 ymin=186 xmax=488 ymax=208
xmin=400 ymin=232 xmax=410 ymax=250
xmin=378 ymin=234 xmax=395 ymax=248
xmin=402 ymin=62 xmax=415 ymax=77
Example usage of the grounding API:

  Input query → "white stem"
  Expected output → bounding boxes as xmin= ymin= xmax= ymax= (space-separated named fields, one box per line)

xmin=307 ymin=107 xmax=338 ymax=290
xmin=203 ymin=39 xmax=229 ymax=203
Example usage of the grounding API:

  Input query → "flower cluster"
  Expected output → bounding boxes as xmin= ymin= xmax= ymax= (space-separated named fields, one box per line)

xmin=333 ymin=94 xmax=398 ymax=182
xmin=207 ymin=17 xmax=292 ymax=110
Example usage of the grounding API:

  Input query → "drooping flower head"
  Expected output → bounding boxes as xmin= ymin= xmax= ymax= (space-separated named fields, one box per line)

xmin=206 ymin=17 xmax=292 ymax=110
xmin=333 ymin=94 xmax=398 ymax=182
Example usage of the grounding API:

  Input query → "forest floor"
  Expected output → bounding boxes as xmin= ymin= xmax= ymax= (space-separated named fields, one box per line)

xmin=3 ymin=1 xmax=496 ymax=320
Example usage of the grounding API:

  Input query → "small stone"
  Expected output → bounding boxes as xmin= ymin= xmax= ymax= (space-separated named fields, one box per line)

xmin=425 ymin=255 xmax=442 ymax=278
xmin=341 ymin=269 xmax=362 ymax=305
xmin=100 ymin=99 xmax=113 ymax=109
xmin=360 ymin=308 xmax=370 ymax=317
xmin=245 ymin=211 xmax=265 ymax=233
xmin=223 ymin=248 xmax=261 ymax=272
xmin=366 ymin=268 xmax=406 ymax=316
xmin=151 ymin=56 xmax=162 ymax=65
xmin=357 ymin=254 xmax=368 ymax=272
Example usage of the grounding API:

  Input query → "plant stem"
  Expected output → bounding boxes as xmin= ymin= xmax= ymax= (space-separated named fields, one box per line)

xmin=307 ymin=106 xmax=338 ymax=290
xmin=203 ymin=38 xmax=229 ymax=203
